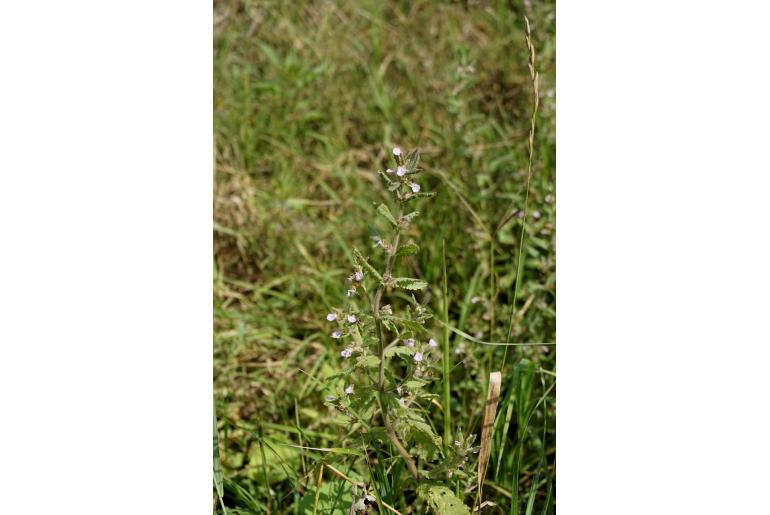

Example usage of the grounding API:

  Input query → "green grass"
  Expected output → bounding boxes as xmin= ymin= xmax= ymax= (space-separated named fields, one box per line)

xmin=214 ymin=1 xmax=555 ymax=513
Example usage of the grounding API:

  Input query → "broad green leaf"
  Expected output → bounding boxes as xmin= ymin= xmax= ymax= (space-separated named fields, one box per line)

xmin=417 ymin=485 xmax=471 ymax=515
xmin=401 ymin=211 xmax=420 ymax=222
xmin=352 ymin=248 xmax=382 ymax=282
xmin=377 ymin=203 xmax=398 ymax=227
xmin=393 ymin=277 xmax=428 ymax=290
xmin=395 ymin=242 xmax=419 ymax=257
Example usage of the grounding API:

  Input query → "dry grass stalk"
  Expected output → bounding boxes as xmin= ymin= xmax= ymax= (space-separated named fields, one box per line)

xmin=477 ymin=371 xmax=502 ymax=506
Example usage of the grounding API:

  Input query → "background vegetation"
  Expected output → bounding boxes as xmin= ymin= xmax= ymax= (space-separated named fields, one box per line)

xmin=214 ymin=0 xmax=555 ymax=512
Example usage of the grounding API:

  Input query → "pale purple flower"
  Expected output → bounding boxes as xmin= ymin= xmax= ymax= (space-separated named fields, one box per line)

xmin=326 ymin=313 xmax=337 ymax=322
xmin=410 ymin=183 xmax=420 ymax=193
xmin=340 ymin=347 xmax=353 ymax=358
xmin=533 ymin=210 xmax=541 ymax=219
xmin=396 ymin=166 xmax=406 ymax=177
xmin=375 ymin=239 xmax=384 ymax=247
xmin=414 ymin=352 xmax=424 ymax=363
xmin=326 ymin=395 xmax=335 ymax=401
xmin=405 ymin=338 xmax=415 ymax=347
xmin=353 ymin=270 xmax=364 ymax=282
xmin=347 ymin=314 xmax=357 ymax=324
xmin=345 ymin=384 xmax=354 ymax=395
xmin=428 ymin=338 xmax=438 ymax=348
xmin=392 ymin=147 xmax=402 ymax=157
xmin=331 ymin=330 xmax=343 ymax=339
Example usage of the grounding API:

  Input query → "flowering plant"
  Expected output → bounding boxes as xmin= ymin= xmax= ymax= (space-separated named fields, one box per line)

xmin=321 ymin=147 xmax=478 ymax=512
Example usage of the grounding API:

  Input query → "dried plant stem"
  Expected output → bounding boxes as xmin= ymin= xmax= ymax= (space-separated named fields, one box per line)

xmin=475 ymin=371 xmax=502 ymax=510
xmin=370 ymin=202 xmax=419 ymax=480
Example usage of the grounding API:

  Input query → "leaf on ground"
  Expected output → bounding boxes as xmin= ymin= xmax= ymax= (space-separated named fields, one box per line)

xmin=417 ymin=485 xmax=471 ymax=515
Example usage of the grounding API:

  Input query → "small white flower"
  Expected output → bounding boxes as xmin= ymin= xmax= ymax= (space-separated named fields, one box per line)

xmin=375 ymin=239 xmax=384 ymax=247
xmin=392 ymin=147 xmax=402 ymax=156
xmin=410 ymin=183 xmax=420 ymax=193
xmin=346 ymin=289 xmax=356 ymax=297
xmin=398 ymin=397 xmax=407 ymax=407
xmin=353 ymin=270 xmax=364 ymax=282
xmin=347 ymin=314 xmax=357 ymax=324
xmin=331 ymin=330 xmax=342 ymax=339
xmin=386 ymin=168 xmax=394 ymax=174
xmin=405 ymin=338 xmax=415 ymax=347
xmin=381 ymin=304 xmax=392 ymax=315
xmin=345 ymin=384 xmax=354 ymax=395
xmin=545 ymin=194 xmax=553 ymax=204
xmin=533 ymin=210 xmax=541 ymax=219
xmin=414 ymin=352 xmax=424 ymax=363
xmin=326 ymin=313 xmax=337 ymax=322
xmin=396 ymin=385 xmax=403 ymax=395
xmin=428 ymin=338 xmax=438 ymax=348
xmin=396 ymin=166 xmax=406 ymax=177
xmin=454 ymin=440 xmax=462 ymax=447
xmin=340 ymin=347 xmax=353 ymax=358
xmin=471 ymin=296 xmax=482 ymax=304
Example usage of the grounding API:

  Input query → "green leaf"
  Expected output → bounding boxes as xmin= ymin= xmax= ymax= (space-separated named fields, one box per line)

xmin=377 ymin=203 xmax=398 ymax=227
xmin=417 ymin=485 xmax=470 ymax=515
xmin=384 ymin=346 xmax=413 ymax=359
xmin=395 ymin=242 xmax=419 ymax=258
xmin=411 ymin=191 xmax=436 ymax=199
xmin=298 ymin=480 xmax=353 ymax=514
xmin=356 ymin=355 xmax=380 ymax=368
xmin=352 ymin=248 xmax=382 ymax=282
xmin=404 ymin=379 xmax=428 ymax=390
xmin=385 ymin=316 xmax=429 ymax=335
xmin=401 ymin=211 xmax=420 ymax=223
xmin=393 ymin=277 xmax=428 ymax=290
xmin=405 ymin=149 xmax=420 ymax=171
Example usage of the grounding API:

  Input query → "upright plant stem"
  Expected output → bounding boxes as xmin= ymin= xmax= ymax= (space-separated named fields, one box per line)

xmin=503 ymin=16 xmax=540 ymax=369
xmin=371 ymin=203 xmax=418 ymax=480
xmin=442 ymin=239 xmax=452 ymax=448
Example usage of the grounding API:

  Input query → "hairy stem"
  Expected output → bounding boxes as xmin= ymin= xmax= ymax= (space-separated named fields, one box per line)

xmin=370 ymin=202 xmax=418 ymax=479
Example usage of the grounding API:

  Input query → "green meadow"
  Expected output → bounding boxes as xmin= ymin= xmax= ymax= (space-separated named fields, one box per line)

xmin=214 ymin=1 xmax=555 ymax=512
